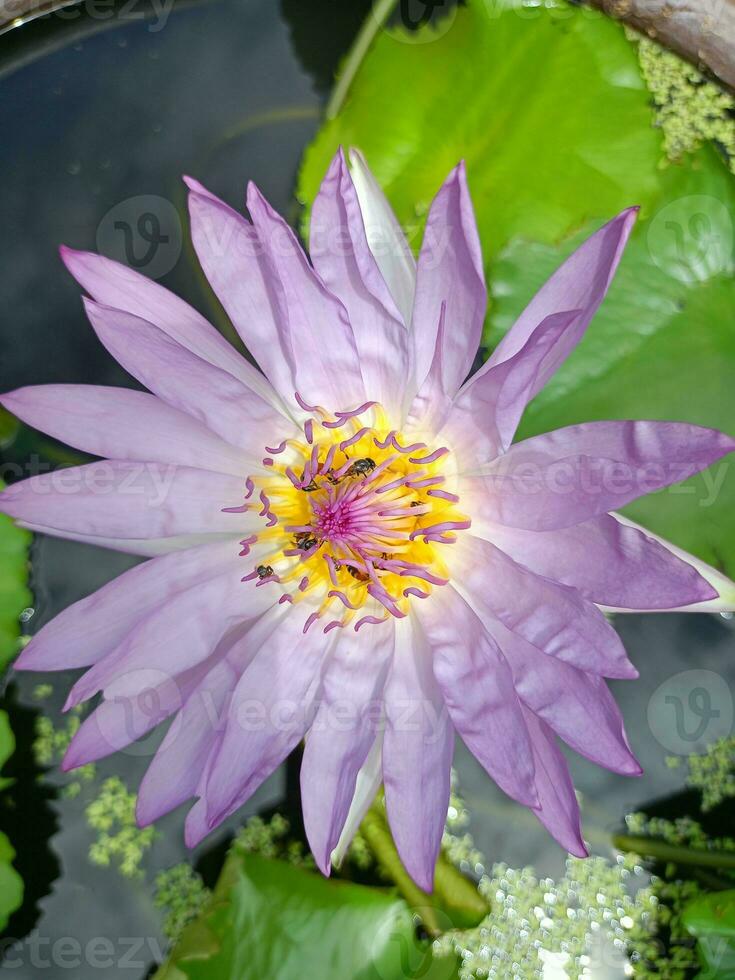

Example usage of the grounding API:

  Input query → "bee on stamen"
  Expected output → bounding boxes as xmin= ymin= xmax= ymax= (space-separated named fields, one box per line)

xmin=347 ymin=565 xmax=370 ymax=583
xmin=300 ymin=474 xmax=318 ymax=492
xmin=256 ymin=564 xmax=274 ymax=579
xmin=346 ymin=458 xmax=376 ymax=478
xmin=294 ymin=532 xmax=318 ymax=551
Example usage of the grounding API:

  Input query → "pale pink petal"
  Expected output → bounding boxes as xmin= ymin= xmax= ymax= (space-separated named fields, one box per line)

xmin=523 ymin=709 xmax=587 ymax=857
xmin=464 ymin=421 xmax=735 ymax=530
xmin=448 ymin=535 xmax=637 ymax=679
xmin=203 ymin=604 xmax=331 ymax=829
xmin=411 ymin=162 xmax=486 ymax=397
xmin=185 ymin=179 xmax=298 ymax=405
xmin=483 ymin=615 xmax=641 ymax=775
xmin=419 ymin=587 xmax=537 ymax=806
xmin=486 ymin=208 xmax=637 ymax=369
xmin=469 ymin=514 xmax=717 ymax=609
xmin=60 ymin=245 xmax=281 ymax=406
xmin=606 ymin=513 xmax=735 ymax=613
xmin=83 ymin=300 xmax=292 ymax=456
xmin=4 ymin=525 xmax=236 ymax=558
xmin=442 ymin=309 xmax=581 ymax=462
xmin=246 ymin=182 xmax=366 ymax=411
xmin=382 ymin=616 xmax=454 ymax=893
xmin=348 ymin=148 xmax=416 ymax=327
xmin=301 ymin=619 xmax=394 ymax=875
xmin=310 ymin=150 xmax=408 ymax=419
xmin=15 ymin=539 xmax=247 ymax=672
xmin=0 ymin=385 xmax=251 ymax=478
xmin=0 ymin=461 xmax=256 ymax=542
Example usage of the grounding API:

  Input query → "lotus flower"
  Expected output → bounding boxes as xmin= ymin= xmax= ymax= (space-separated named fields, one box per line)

xmin=3 ymin=149 xmax=734 ymax=892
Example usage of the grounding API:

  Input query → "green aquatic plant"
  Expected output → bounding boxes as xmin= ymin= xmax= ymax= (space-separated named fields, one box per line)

xmin=86 ymin=776 xmax=156 ymax=879
xmin=669 ymin=734 xmax=735 ymax=811
xmin=632 ymin=32 xmax=735 ymax=168
xmin=32 ymin=707 xmax=96 ymax=795
xmin=234 ymin=813 xmax=315 ymax=870
xmin=154 ymin=864 xmax=211 ymax=942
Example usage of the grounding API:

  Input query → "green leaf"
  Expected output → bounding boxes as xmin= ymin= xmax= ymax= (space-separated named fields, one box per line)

xmin=489 ymin=145 xmax=735 ymax=576
xmin=683 ymin=890 xmax=735 ymax=979
xmin=156 ymin=851 xmax=458 ymax=980
xmin=0 ymin=480 xmax=31 ymax=672
xmin=298 ymin=0 xmax=663 ymax=255
xmin=0 ymin=710 xmax=22 ymax=929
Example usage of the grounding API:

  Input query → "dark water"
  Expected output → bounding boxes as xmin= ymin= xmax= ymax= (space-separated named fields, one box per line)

xmin=1 ymin=1 xmax=734 ymax=976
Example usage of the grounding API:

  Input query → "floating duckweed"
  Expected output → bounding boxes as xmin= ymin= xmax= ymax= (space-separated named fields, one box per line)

xmin=626 ymin=876 xmax=702 ymax=978
xmin=442 ymin=778 xmax=485 ymax=874
xmin=631 ymin=31 xmax=735 ymax=168
xmin=154 ymin=864 xmax=211 ymax=941
xmin=433 ymin=855 xmax=653 ymax=979
xmin=32 ymin=707 xmax=96 ymax=794
xmin=86 ymin=777 xmax=156 ymax=878
xmin=31 ymin=683 xmax=53 ymax=702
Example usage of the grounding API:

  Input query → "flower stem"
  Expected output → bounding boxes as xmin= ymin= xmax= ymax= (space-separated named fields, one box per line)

xmin=360 ymin=800 xmax=489 ymax=935
xmin=613 ymin=833 xmax=735 ymax=871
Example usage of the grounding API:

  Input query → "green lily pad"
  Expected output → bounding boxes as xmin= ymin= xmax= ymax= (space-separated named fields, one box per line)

xmin=0 ymin=480 xmax=31 ymax=672
xmin=489 ymin=145 xmax=735 ymax=575
xmin=298 ymin=0 xmax=663 ymax=255
xmin=683 ymin=890 xmax=735 ymax=978
xmin=155 ymin=850 xmax=458 ymax=980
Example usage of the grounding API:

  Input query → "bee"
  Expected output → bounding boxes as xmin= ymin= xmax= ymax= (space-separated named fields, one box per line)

xmin=300 ymin=474 xmax=318 ymax=492
xmin=347 ymin=564 xmax=370 ymax=583
xmin=256 ymin=564 xmax=274 ymax=579
xmin=294 ymin=532 xmax=318 ymax=551
xmin=347 ymin=457 xmax=376 ymax=478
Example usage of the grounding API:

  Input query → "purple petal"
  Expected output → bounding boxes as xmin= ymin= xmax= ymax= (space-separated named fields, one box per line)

xmin=60 ymin=245 xmax=278 ymax=401
xmin=449 ymin=535 xmax=637 ymax=679
xmin=63 ymin=561 xmax=273 ymax=708
xmin=185 ymin=179 xmax=298 ymax=405
xmin=62 ymin=652 xmax=220 ymax=771
xmin=465 ymin=420 xmax=735 ymax=530
xmin=483 ymin=614 xmax=641 ymax=775
xmin=310 ymin=150 xmax=409 ymax=419
xmin=442 ymin=309 xmax=581 ymax=462
xmin=15 ymin=539 xmax=244 ymax=672
xmin=300 ymin=620 xmax=394 ymax=875
xmin=382 ymin=618 xmax=454 ymax=893
xmin=405 ymin=302 xmax=454 ymax=437
xmin=411 ymin=162 xmax=486 ymax=398
xmin=203 ymin=605 xmax=330 ymax=829
xmin=246 ymin=182 xmax=367 ymax=411
xmin=0 ymin=385 xmax=251 ymax=478
xmin=136 ymin=661 xmax=236 ymax=825
xmin=83 ymin=300 xmax=292 ymax=455
xmin=523 ymin=709 xmax=587 ymax=857
xmin=348 ymin=148 xmax=416 ymax=327
xmin=486 ymin=208 xmax=638 ymax=370
xmin=419 ymin=587 xmax=537 ymax=806
xmin=606 ymin=513 xmax=735 ymax=613
xmin=471 ymin=514 xmax=717 ymax=609
xmin=331 ymin=733 xmax=384 ymax=868
xmin=0 ymin=461 xmax=256 ymax=542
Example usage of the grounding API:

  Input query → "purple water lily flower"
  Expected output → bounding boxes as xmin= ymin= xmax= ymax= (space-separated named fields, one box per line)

xmin=3 ymin=148 xmax=734 ymax=892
